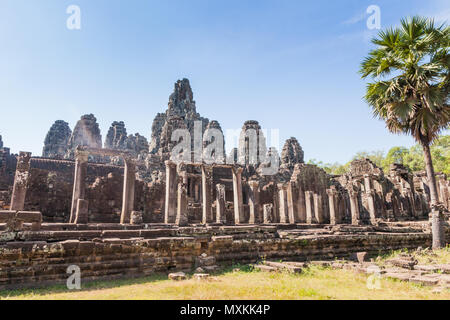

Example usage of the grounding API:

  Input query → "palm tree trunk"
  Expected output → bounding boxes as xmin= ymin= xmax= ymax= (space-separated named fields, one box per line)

xmin=421 ymin=142 xmax=445 ymax=249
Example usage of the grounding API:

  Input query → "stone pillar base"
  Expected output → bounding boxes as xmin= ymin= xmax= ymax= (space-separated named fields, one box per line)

xmin=74 ymin=199 xmax=89 ymax=224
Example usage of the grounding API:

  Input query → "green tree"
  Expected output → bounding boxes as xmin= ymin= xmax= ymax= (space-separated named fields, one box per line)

xmin=360 ymin=17 xmax=450 ymax=248
xmin=431 ymin=135 xmax=450 ymax=175
xmin=352 ymin=150 xmax=385 ymax=168
xmin=383 ymin=146 xmax=410 ymax=172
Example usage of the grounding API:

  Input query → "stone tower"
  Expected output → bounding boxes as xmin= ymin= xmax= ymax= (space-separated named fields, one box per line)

xmin=42 ymin=120 xmax=72 ymax=159
xmin=203 ymin=120 xmax=226 ymax=163
xmin=238 ymin=120 xmax=267 ymax=166
xmin=105 ymin=121 xmax=128 ymax=150
xmin=66 ymin=114 xmax=102 ymax=159
xmin=149 ymin=79 xmax=209 ymax=161
xmin=280 ymin=137 xmax=304 ymax=169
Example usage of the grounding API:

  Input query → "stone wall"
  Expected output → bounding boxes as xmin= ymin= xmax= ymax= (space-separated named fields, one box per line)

xmin=8 ymin=158 xmax=166 ymax=223
xmin=0 ymin=224 xmax=447 ymax=289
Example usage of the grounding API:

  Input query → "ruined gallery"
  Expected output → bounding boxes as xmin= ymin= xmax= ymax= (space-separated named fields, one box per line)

xmin=0 ymin=79 xmax=449 ymax=289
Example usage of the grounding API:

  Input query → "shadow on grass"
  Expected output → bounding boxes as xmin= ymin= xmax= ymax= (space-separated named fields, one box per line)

xmin=0 ymin=263 xmax=259 ymax=299
xmin=0 ymin=273 xmax=169 ymax=299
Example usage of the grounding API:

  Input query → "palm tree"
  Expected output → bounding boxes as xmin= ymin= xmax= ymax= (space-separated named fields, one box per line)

xmin=360 ymin=16 xmax=449 ymax=248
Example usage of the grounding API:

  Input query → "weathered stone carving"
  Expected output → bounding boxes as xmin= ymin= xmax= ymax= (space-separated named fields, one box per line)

xmin=150 ymin=79 xmax=209 ymax=160
xmin=216 ymin=184 xmax=226 ymax=224
xmin=238 ymin=120 xmax=267 ymax=166
xmin=105 ymin=121 xmax=127 ymax=150
xmin=130 ymin=211 xmax=143 ymax=225
xmin=281 ymin=137 xmax=304 ymax=169
xmin=10 ymin=152 xmax=32 ymax=211
xmin=42 ymin=120 xmax=72 ymax=158
xmin=263 ymin=203 xmax=273 ymax=224
xmin=66 ymin=114 xmax=102 ymax=159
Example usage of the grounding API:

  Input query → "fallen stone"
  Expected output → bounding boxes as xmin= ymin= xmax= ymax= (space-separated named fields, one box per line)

xmin=331 ymin=262 xmax=345 ymax=269
xmin=195 ymin=267 xmax=205 ymax=273
xmin=351 ymin=252 xmax=369 ymax=263
xmin=414 ymin=264 xmax=440 ymax=272
xmin=409 ymin=276 xmax=439 ymax=286
xmin=262 ymin=261 xmax=302 ymax=273
xmin=168 ymin=272 xmax=186 ymax=281
xmin=310 ymin=261 xmax=332 ymax=267
xmin=284 ymin=261 xmax=308 ymax=268
xmin=434 ymin=264 xmax=450 ymax=274
xmin=384 ymin=272 xmax=412 ymax=281
xmin=253 ymin=264 xmax=278 ymax=272
xmin=193 ymin=273 xmax=210 ymax=280
xmin=203 ymin=265 xmax=220 ymax=273
xmin=386 ymin=258 xmax=418 ymax=270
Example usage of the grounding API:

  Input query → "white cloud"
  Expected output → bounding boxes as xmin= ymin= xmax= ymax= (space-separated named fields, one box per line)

xmin=342 ymin=12 xmax=366 ymax=25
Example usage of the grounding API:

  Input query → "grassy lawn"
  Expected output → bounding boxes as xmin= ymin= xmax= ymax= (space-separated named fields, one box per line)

xmin=1 ymin=248 xmax=449 ymax=300
xmin=0 ymin=264 xmax=448 ymax=300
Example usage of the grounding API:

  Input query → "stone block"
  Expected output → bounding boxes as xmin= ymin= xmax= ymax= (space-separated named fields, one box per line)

xmin=409 ymin=276 xmax=439 ymax=286
xmin=16 ymin=211 xmax=42 ymax=223
xmin=0 ymin=211 xmax=15 ymax=223
xmin=254 ymin=264 xmax=278 ymax=272
xmin=196 ymin=255 xmax=216 ymax=267
xmin=168 ymin=272 xmax=186 ymax=281
xmin=263 ymin=261 xmax=302 ymax=273
xmin=193 ymin=273 xmax=210 ymax=280
xmin=351 ymin=251 xmax=369 ymax=263
xmin=386 ymin=258 xmax=418 ymax=270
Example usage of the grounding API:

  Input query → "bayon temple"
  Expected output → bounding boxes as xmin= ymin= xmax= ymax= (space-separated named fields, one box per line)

xmin=0 ymin=79 xmax=449 ymax=288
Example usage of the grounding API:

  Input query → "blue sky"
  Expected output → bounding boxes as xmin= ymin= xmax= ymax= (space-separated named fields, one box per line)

xmin=0 ymin=0 xmax=448 ymax=164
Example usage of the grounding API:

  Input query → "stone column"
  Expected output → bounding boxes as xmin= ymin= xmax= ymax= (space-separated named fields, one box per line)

xmin=216 ymin=184 xmax=226 ymax=224
xmin=176 ymin=182 xmax=188 ymax=226
xmin=297 ymin=184 xmax=307 ymax=223
xmin=363 ymin=174 xmax=372 ymax=192
xmin=176 ymin=163 xmax=189 ymax=226
xmin=305 ymin=191 xmax=317 ymax=224
xmin=164 ymin=161 xmax=177 ymax=224
xmin=366 ymin=190 xmax=377 ymax=224
xmin=232 ymin=167 xmax=244 ymax=224
xmin=74 ymin=199 xmax=89 ymax=224
xmin=10 ymin=151 xmax=32 ymax=212
xmin=248 ymin=180 xmax=260 ymax=224
xmin=327 ymin=188 xmax=338 ymax=225
xmin=272 ymin=190 xmax=279 ymax=223
xmin=201 ymin=165 xmax=213 ymax=224
xmin=287 ymin=182 xmax=298 ymax=224
xmin=194 ymin=182 xmax=200 ymax=202
xmin=313 ymin=193 xmax=324 ymax=224
xmin=263 ymin=203 xmax=273 ymax=224
xmin=70 ymin=149 xmax=89 ymax=223
xmin=405 ymin=187 xmax=416 ymax=219
xmin=278 ymin=184 xmax=289 ymax=224
xmin=349 ymin=190 xmax=361 ymax=225
xmin=188 ymin=178 xmax=194 ymax=199
xmin=120 ymin=158 xmax=136 ymax=224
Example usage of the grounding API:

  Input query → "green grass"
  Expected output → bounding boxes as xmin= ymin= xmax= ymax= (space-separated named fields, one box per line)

xmin=0 ymin=264 xmax=448 ymax=300
xmin=375 ymin=246 xmax=450 ymax=266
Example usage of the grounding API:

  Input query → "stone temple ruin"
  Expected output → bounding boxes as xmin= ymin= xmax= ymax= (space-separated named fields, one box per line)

xmin=0 ymin=79 xmax=449 ymax=288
